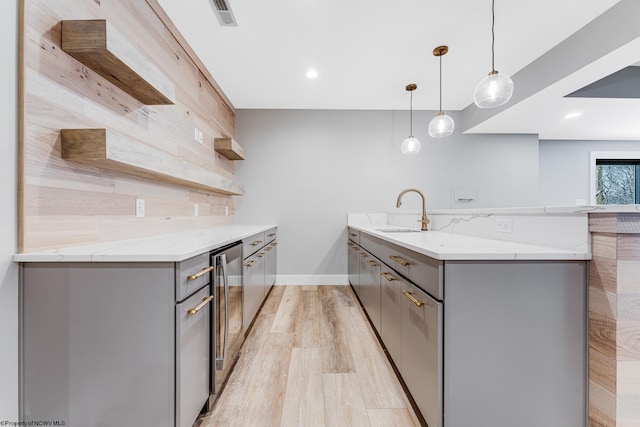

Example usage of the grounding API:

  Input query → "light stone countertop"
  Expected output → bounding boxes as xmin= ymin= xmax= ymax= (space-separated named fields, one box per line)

xmin=428 ymin=204 xmax=640 ymax=215
xmin=14 ymin=224 xmax=277 ymax=263
xmin=348 ymin=224 xmax=591 ymax=261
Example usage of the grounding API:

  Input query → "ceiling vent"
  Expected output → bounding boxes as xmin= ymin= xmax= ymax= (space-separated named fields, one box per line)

xmin=210 ymin=0 xmax=238 ymax=26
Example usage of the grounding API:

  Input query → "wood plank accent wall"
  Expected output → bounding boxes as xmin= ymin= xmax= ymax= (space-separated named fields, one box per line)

xmin=589 ymin=213 xmax=640 ymax=427
xmin=19 ymin=0 xmax=240 ymax=252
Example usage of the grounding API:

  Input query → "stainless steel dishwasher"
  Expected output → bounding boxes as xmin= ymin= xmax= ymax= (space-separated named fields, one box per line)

xmin=210 ymin=241 xmax=244 ymax=402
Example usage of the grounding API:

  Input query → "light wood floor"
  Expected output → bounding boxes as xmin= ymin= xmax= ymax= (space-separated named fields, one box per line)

xmin=197 ymin=285 xmax=422 ymax=427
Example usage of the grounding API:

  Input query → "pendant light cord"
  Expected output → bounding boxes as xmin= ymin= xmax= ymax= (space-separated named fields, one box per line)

xmin=491 ymin=0 xmax=496 ymax=72
xmin=409 ymin=89 xmax=413 ymax=137
xmin=439 ymin=55 xmax=443 ymax=113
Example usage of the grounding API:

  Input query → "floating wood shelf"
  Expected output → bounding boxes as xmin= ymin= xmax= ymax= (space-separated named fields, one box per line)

xmin=61 ymin=129 xmax=244 ymax=196
xmin=214 ymin=138 xmax=245 ymax=160
xmin=61 ymin=19 xmax=176 ymax=105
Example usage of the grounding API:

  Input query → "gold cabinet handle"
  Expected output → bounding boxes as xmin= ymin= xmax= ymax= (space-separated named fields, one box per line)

xmin=250 ymin=240 xmax=263 ymax=246
xmin=187 ymin=295 xmax=214 ymax=315
xmin=381 ymin=272 xmax=395 ymax=282
xmin=389 ymin=255 xmax=410 ymax=267
xmin=349 ymin=233 xmax=357 ymax=237
xmin=245 ymin=260 xmax=256 ymax=268
xmin=257 ymin=252 xmax=265 ymax=258
xmin=367 ymin=260 xmax=378 ymax=267
xmin=265 ymin=247 xmax=273 ymax=251
xmin=351 ymin=246 xmax=360 ymax=251
xmin=360 ymin=252 xmax=368 ymax=257
xmin=402 ymin=290 xmax=425 ymax=307
xmin=271 ymin=242 xmax=278 ymax=246
xmin=268 ymin=233 xmax=276 ymax=237
xmin=187 ymin=266 xmax=214 ymax=281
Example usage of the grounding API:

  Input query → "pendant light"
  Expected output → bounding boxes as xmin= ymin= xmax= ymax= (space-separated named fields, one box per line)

xmin=473 ymin=0 xmax=514 ymax=108
xmin=401 ymin=84 xmax=421 ymax=155
xmin=428 ymin=45 xmax=454 ymax=138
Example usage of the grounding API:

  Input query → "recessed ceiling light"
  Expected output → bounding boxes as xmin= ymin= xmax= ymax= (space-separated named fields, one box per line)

xmin=306 ymin=69 xmax=318 ymax=79
xmin=564 ymin=112 xmax=582 ymax=119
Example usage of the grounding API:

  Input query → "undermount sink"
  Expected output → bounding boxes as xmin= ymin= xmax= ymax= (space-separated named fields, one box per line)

xmin=375 ymin=228 xmax=421 ymax=233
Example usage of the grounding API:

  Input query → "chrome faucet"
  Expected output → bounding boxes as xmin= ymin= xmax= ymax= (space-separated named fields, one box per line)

xmin=396 ymin=188 xmax=430 ymax=231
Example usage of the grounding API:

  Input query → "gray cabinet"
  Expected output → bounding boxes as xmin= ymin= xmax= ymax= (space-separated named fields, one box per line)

xmin=242 ymin=228 xmax=277 ymax=330
xmin=353 ymin=230 xmax=588 ymax=427
xmin=20 ymin=260 xmax=211 ymax=427
xmin=243 ymin=247 xmax=266 ymax=328
xmin=264 ymin=229 xmax=277 ymax=294
xmin=379 ymin=267 xmax=403 ymax=369
xmin=401 ymin=281 xmax=442 ymax=427
xmin=176 ymin=285 xmax=212 ymax=427
xmin=359 ymin=251 xmax=381 ymax=333
xmin=347 ymin=241 xmax=360 ymax=296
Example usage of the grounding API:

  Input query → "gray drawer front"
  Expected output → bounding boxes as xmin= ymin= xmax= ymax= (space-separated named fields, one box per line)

xmin=243 ymin=232 xmax=265 ymax=259
xmin=393 ymin=244 xmax=443 ymax=300
xmin=176 ymin=285 xmax=212 ymax=427
xmin=348 ymin=228 xmax=360 ymax=245
xmin=359 ymin=233 xmax=380 ymax=255
xmin=265 ymin=227 xmax=277 ymax=244
xmin=175 ymin=253 xmax=212 ymax=302
xmin=361 ymin=232 xmax=443 ymax=300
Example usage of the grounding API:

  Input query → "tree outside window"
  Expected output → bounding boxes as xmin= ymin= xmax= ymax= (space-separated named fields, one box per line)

xmin=596 ymin=160 xmax=640 ymax=204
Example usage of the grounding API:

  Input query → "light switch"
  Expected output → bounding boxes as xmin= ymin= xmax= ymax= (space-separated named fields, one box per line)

xmin=135 ymin=198 xmax=145 ymax=217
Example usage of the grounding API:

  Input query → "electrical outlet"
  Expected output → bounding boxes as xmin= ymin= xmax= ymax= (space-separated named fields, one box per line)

xmin=194 ymin=203 xmax=199 ymax=216
xmin=496 ymin=218 xmax=513 ymax=234
xmin=135 ymin=198 xmax=145 ymax=218
xmin=225 ymin=206 xmax=229 ymax=216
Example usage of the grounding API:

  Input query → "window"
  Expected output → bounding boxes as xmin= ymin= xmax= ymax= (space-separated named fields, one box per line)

xmin=596 ymin=160 xmax=640 ymax=204
xmin=590 ymin=152 xmax=640 ymax=205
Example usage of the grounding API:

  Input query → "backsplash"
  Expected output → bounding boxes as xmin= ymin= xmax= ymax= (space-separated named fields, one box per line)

xmin=348 ymin=208 xmax=591 ymax=253
xmin=19 ymin=0 xmax=239 ymax=251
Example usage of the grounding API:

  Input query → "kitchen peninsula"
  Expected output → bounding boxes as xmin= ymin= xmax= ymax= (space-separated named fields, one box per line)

xmin=349 ymin=205 xmax=640 ymax=427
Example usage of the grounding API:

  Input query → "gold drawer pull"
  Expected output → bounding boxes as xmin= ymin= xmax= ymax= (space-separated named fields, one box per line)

xmin=187 ymin=266 xmax=214 ymax=281
xmin=245 ymin=260 xmax=256 ymax=268
xmin=266 ymin=247 xmax=273 ymax=251
xmin=350 ymin=233 xmax=357 ymax=237
xmin=389 ymin=255 xmax=410 ymax=267
xmin=402 ymin=290 xmax=425 ymax=307
xmin=360 ymin=252 xmax=368 ymax=257
xmin=187 ymin=295 xmax=214 ymax=315
xmin=351 ymin=246 xmax=360 ymax=251
xmin=381 ymin=272 xmax=395 ymax=282
xmin=250 ymin=240 xmax=263 ymax=246
xmin=258 ymin=252 xmax=265 ymax=258
xmin=367 ymin=260 xmax=378 ymax=267
xmin=268 ymin=233 xmax=276 ymax=237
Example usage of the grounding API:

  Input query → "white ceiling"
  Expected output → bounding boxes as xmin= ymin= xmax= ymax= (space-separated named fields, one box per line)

xmin=157 ymin=0 xmax=640 ymax=140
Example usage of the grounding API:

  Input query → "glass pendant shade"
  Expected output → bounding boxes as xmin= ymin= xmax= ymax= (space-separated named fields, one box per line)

xmin=430 ymin=45 xmax=454 ymax=139
xmin=401 ymin=136 xmax=421 ymax=155
xmin=401 ymin=83 xmax=420 ymax=154
xmin=428 ymin=112 xmax=455 ymax=138
xmin=473 ymin=71 xmax=514 ymax=108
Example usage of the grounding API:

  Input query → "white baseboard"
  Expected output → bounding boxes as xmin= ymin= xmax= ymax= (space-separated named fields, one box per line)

xmin=275 ymin=275 xmax=348 ymax=286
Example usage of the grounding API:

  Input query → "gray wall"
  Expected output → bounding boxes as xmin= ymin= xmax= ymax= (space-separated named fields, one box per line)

xmin=539 ymin=139 xmax=640 ymax=206
xmin=235 ymin=109 xmax=539 ymax=281
xmin=1 ymin=0 xmax=18 ymax=419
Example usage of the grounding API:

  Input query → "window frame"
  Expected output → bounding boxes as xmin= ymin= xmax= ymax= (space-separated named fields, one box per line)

xmin=590 ymin=151 xmax=640 ymax=205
